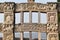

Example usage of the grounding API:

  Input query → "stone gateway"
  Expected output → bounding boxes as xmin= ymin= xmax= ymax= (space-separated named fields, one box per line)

xmin=0 ymin=0 xmax=60 ymax=40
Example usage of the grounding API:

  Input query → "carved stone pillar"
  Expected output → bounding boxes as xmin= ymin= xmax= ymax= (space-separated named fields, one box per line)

xmin=2 ymin=2 xmax=15 ymax=40
xmin=29 ymin=11 xmax=32 ymax=23
xmin=29 ymin=32 xmax=32 ymax=40
xmin=20 ymin=32 xmax=23 ymax=40
xmin=47 ymin=11 xmax=59 ymax=40
xmin=38 ymin=32 xmax=41 ymax=40
xmin=20 ymin=12 xmax=24 ymax=24
xmin=38 ymin=12 xmax=40 ymax=24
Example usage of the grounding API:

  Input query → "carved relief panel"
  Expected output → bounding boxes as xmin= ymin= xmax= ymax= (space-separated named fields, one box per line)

xmin=16 ymin=3 xmax=47 ymax=12
xmin=3 ymin=24 xmax=13 ymax=33
xmin=4 ymin=14 xmax=14 ymax=24
xmin=47 ymin=12 xmax=58 ymax=33
xmin=4 ymin=2 xmax=14 ymax=12
xmin=2 ymin=24 xmax=13 ymax=40
xmin=47 ymin=33 xmax=59 ymax=40
xmin=47 ymin=3 xmax=57 ymax=11
xmin=0 ymin=3 xmax=4 ymax=12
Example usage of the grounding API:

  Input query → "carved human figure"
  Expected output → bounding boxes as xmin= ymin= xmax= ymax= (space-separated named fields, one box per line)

xmin=6 ymin=15 xmax=11 ymax=24
xmin=5 ymin=15 xmax=13 ymax=24
xmin=50 ymin=16 xmax=55 ymax=23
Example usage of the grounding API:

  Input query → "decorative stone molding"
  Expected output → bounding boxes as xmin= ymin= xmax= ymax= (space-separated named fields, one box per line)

xmin=4 ymin=2 xmax=15 ymax=12
xmin=15 ymin=24 xmax=47 ymax=32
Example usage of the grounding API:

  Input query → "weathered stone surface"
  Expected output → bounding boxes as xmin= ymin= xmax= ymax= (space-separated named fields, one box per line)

xmin=0 ymin=3 xmax=4 ymax=12
xmin=0 ymin=1 xmax=59 ymax=40
xmin=2 ymin=2 xmax=15 ymax=40
xmin=47 ymin=33 xmax=59 ymax=40
xmin=15 ymin=23 xmax=47 ymax=32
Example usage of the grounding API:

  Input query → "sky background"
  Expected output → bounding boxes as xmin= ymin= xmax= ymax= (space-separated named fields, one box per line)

xmin=0 ymin=0 xmax=57 ymax=39
xmin=0 ymin=0 xmax=57 ymax=3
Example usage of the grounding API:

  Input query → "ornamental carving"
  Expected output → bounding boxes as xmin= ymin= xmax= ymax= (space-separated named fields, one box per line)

xmin=47 ymin=24 xmax=58 ymax=33
xmin=16 ymin=3 xmax=47 ymax=11
xmin=3 ymin=24 xmax=13 ymax=33
xmin=0 ymin=2 xmax=59 ymax=40
xmin=47 ymin=12 xmax=58 ymax=33
xmin=0 ymin=3 xmax=4 ymax=12
xmin=3 ymin=33 xmax=13 ymax=40
xmin=15 ymin=24 xmax=47 ymax=32
xmin=4 ymin=3 xmax=14 ymax=12
xmin=48 ymin=4 xmax=56 ymax=11
xmin=49 ymin=34 xmax=58 ymax=40
xmin=50 ymin=16 xmax=55 ymax=23
xmin=48 ymin=13 xmax=56 ymax=23
xmin=5 ymin=15 xmax=13 ymax=24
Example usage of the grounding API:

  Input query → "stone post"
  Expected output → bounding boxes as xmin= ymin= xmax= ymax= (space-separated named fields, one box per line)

xmin=2 ymin=2 xmax=15 ymax=40
xmin=29 ymin=32 xmax=32 ymax=40
xmin=20 ymin=32 xmax=23 ymax=40
xmin=38 ymin=32 xmax=41 ymax=40
xmin=20 ymin=12 xmax=24 ymax=24
xmin=47 ymin=11 xmax=59 ymax=40
xmin=29 ymin=11 xmax=32 ymax=23
xmin=38 ymin=12 xmax=40 ymax=24
xmin=47 ymin=3 xmax=59 ymax=40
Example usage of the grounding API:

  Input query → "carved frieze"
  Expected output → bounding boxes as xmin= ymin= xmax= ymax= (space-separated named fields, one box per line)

xmin=0 ymin=2 xmax=57 ymax=13
xmin=16 ymin=3 xmax=47 ymax=12
xmin=15 ymin=24 xmax=47 ymax=32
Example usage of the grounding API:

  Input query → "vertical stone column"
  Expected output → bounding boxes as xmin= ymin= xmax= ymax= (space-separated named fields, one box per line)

xmin=29 ymin=11 xmax=32 ymax=40
xmin=38 ymin=32 xmax=41 ymax=40
xmin=29 ymin=11 xmax=32 ymax=23
xmin=47 ymin=11 xmax=59 ymax=40
xmin=47 ymin=3 xmax=59 ymax=40
xmin=20 ymin=12 xmax=24 ymax=24
xmin=29 ymin=32 xmax=32 ymax=40
xmin=38 ymin=12 xmax=40 ymax=24
xmin=2 ymin=2 xmax=15 ymax=40
xmin=20 ymin=32 xmax=23 ymax=40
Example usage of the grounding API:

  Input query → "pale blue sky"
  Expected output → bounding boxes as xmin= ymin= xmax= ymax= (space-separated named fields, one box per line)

xmin=0 ymin=0 xmax=57 ymax=3
xmin=0 ymin=0 xmax=57 ymax=39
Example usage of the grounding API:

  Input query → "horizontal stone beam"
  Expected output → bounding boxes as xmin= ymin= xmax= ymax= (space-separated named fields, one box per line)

xmin=0 ymin=2 xmax=57 ymax=13
xmin=0 ymin=23 xmax=60 ymax=33
xmin=15 ymin=23 xmax=47 ymax=32
xmin=15 ymin=3 xmax=48 ymax=12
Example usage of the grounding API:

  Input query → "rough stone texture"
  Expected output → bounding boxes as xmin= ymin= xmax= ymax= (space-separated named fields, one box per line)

xmin=0 ymin=0 xmax=59 ymax=40
xmin=2 ymin=2 xmax=15 ymax=40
